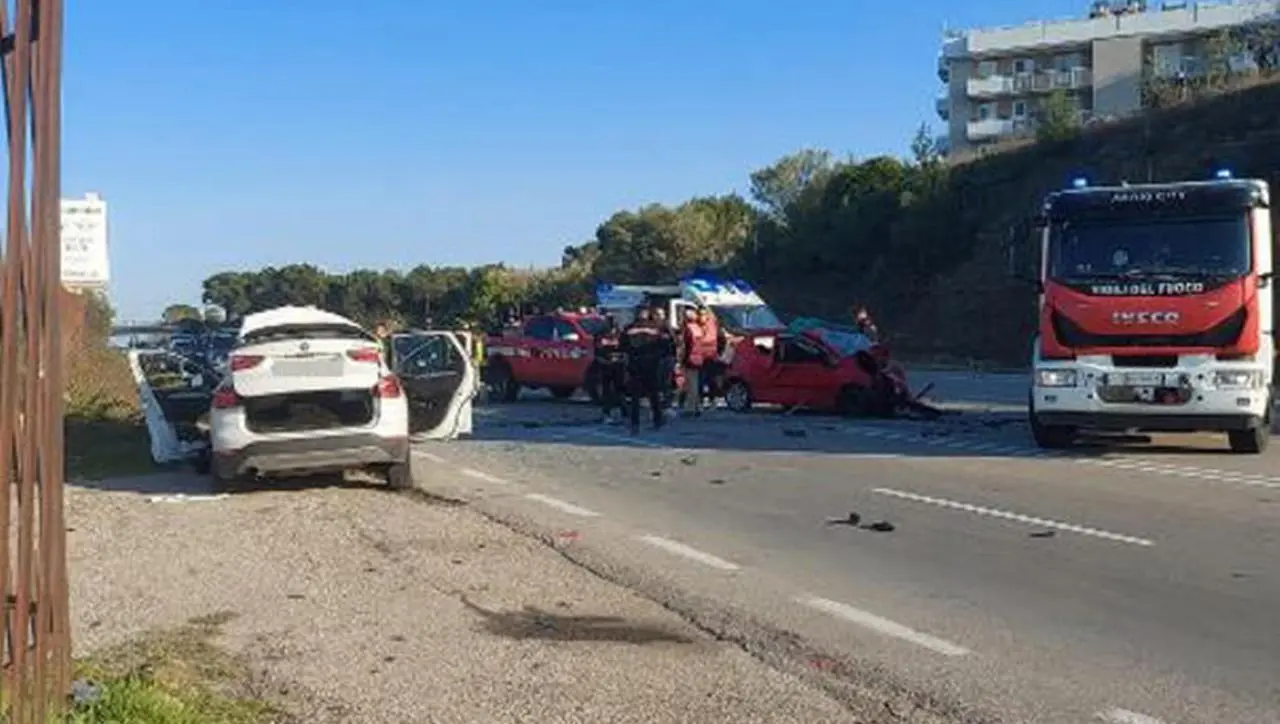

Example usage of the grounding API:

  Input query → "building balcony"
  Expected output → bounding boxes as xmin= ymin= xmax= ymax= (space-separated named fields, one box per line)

xmin=966 ymin=116 xmax=1035 ymax=140
xmin=967 ymin=68 xmax=1092 ymax=97
xmin=966 ymin=110 xmax=1093 ymax=141
xmin=937 ymin=54 xmax=949 ymax=82
xmin=936 ymin=94 xmax=950 ymax=120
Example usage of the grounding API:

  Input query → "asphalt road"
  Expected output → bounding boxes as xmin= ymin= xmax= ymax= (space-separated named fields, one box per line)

xmin=415 ymin=369 xmax=1280 ymax=724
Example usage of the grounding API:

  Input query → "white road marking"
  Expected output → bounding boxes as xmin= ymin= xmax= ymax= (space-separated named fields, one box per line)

xmin=872 ymin=487 xmax=1154 ymax=546
xmin=524 ymin=493 xmax=600 ymax=517
xmin=459 ymin=467 xmax=510 ymax=485
xmin=636 ymin=534 xmax=739 ymax=571
xmin=1096 ymin=708 xmax=1168 ymax=724
xmin=148 ymin=494 xmax=229 ymax=504
xmin=798 ymin=595 xmax=971 ymax=657
xmin=585 ymin=429 xmax=667 ymax=449
xmin=414 ymin=450 xmax=448 ymax=464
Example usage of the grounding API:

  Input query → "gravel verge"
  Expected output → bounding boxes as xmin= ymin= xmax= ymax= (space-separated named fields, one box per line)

xmin=68 ymin=471 xmax=856 ymax=723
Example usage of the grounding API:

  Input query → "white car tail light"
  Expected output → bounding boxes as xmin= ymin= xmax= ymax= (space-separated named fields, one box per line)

xmin=375 ymin=375 xmax=402 ymax=398
xmin=211 ymin=384 xmax=241 ymax=409
xmin=346 ymin=348 xmax=381 ymax=363
xmin=230 ymin=354 xmax=264 ymax=372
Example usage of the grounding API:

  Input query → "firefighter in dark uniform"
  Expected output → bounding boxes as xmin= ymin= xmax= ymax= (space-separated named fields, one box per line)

xmin=620 ymin=307 xmax=666 ymax=433
xmin=593 ymin=315 xmax=626 ymax=423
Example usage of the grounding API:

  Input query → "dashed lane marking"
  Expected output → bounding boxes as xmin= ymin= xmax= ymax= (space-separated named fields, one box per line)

xmin=797 ymin=595 xmax=971 ymax=657
xmin=458 ymin=467 xmax=511 ymax=485
xmin=414 ymin=450 xmax=448 ymax=464
xmin=872 ymin=487 xmax=1155 ymax=547
xmin=835 ymin=424 xmax=1280 ymax=490
xmin=1096 ymin=708 xmax=1168 ymax=724
xmin=636 ymin=534 xmax=740 ymax=571
xmin=524 ymin=493 xmax=600 ymax=517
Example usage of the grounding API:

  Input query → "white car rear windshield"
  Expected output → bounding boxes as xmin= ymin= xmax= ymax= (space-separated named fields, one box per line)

xmin=240 ymin=323 xmax=374 ymax=346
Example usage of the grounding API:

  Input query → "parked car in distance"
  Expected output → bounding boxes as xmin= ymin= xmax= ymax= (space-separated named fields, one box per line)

xmin=207 ymin=306 xmax=475 ymax=490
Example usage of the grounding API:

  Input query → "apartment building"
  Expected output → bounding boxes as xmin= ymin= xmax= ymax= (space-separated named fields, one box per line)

xmin=936 ymin=0 xmax=1280 ymax=155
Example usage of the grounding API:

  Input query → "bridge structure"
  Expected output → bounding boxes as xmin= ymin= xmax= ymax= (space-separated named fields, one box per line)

xmin=111 ymin=320 xmax=175 ymax=336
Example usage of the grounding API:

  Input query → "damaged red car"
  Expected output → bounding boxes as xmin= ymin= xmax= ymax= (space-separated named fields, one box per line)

xmin=719 ymin=330 xmax=916 ymax=417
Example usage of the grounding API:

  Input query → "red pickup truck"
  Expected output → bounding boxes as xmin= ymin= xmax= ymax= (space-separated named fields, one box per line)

xmin=484 ymin=311 xmax=609 ymax=402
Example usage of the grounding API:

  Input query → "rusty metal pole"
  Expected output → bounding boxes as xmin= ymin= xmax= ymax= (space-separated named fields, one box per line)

xmin=0 ymin=1 xmax=69 ymax=721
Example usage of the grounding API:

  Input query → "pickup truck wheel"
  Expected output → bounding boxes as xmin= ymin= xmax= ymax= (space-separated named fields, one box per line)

xmin=488 ymin=360 xmax=521 ymax=402
xmin=583 ymin=364 xmax=602 ymax=404
xmin=724 ymin=380 xmax=752 ymax=412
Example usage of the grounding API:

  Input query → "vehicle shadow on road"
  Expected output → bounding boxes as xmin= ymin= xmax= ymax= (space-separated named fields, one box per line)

xmin=458 ymin=596 xmax=694 ymax=645
xmin=71 ymin=469 xmax=388 ymax=496
xmin=472 ymin=400 xmax=1276 ymax=460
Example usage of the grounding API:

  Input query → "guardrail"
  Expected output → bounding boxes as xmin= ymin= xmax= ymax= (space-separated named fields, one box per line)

xmin=127 ymin=350 xmax=190 ymax=463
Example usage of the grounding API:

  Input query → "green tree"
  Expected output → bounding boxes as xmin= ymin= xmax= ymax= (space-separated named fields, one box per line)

xmin=1036 ymin=89 xmax=1080 ymax=144
xmin=161 ymin=303 xmax=202 ymax=323
xmin=748 ymin=149 xmax=833 ymax=223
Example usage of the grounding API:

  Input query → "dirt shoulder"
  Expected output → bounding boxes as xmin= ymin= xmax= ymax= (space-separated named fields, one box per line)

xmin=68 ymin=471 xmax=853 ymax=724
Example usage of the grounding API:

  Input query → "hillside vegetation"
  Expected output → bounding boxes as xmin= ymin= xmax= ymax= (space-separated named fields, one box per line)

xmin=197 ymin=76 xmax=1280 ymax=368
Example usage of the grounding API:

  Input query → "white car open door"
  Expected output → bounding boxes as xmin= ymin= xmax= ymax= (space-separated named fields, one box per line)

xmin=389 ymin=331 xmax=477 ymax=440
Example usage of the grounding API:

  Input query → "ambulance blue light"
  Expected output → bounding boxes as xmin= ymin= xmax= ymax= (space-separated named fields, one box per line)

xmin=1071 ymin=177 xmax=1088 ymax=189
xmin=1215 ymin=169 xmax=1232 ymax=179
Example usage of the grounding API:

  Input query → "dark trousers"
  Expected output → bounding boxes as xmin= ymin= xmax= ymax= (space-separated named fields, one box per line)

xmin=600 ymin=364 xmax=625 ymax=416
xmin=626 ymin=362 xmax=664 ymax=432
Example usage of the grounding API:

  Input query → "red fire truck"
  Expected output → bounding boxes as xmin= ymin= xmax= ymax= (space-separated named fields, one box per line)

xmin=1026 ymin=172 xmax=1274 ymax=453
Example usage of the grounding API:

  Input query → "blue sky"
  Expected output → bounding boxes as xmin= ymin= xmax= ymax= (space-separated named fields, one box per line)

xmin=64 ymin=0 xmax=1085 ymax=320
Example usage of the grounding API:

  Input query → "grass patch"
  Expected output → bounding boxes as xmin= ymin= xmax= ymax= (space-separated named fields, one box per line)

xmin=68 ymin=612 xmax=281 ymax=724
xmin=63 ymin=345 xmax=156 ymax=481
xmin=64 ymin=417 xmax=155 ymax=481
xmin=147 ymin=373 xmax=187 ymax=392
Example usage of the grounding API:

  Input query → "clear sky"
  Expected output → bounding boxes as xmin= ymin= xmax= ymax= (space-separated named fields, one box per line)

xmin=63 ymin=0 xmax=1087 ymax=320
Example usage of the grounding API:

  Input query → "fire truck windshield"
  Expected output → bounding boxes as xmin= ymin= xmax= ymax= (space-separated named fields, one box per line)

xmin=710 ymin=303 xmax=783 ymax=331
xmin=1047 ymin=215 xmax=1251 ymax=282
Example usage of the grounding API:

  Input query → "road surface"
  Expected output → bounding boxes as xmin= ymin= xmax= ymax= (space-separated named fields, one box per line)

xmin=416 ymin=369 xmax=1280 ymax=724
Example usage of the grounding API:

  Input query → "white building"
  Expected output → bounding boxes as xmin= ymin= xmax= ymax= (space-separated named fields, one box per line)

xmin=937 ymin=1 xmax=1280 ymax=154
xmin=60 ymin=191 xmax=108 ymax=294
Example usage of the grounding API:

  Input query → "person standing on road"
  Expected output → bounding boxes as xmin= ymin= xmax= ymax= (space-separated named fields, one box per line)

xmin=695 ymin=307 xmax=723 ymax=408
xmin=593 ymin=315 xmax=626 ymax=424
xmin=680 ymin=308 xmax=707 ymax=416
xmin=652 ymin=306 xmax=677 ymax=412
xmin=852 ymin=303 xmax=879 ymax=342
xmin=620 ymin=307 xmax=666 ymax=433
xmin=373 ymin=321 xmax=393 ymax=366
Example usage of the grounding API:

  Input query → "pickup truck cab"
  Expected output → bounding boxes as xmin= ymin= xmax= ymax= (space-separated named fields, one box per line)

xmin=485 ymin=311 xmax=610 ymax=402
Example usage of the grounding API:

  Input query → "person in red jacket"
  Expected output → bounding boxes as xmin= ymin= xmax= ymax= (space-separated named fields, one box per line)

xmin=694 ymin=307 xmax=722 ymax=407
xmin=679 ymin=308 xmax=706 ymax=416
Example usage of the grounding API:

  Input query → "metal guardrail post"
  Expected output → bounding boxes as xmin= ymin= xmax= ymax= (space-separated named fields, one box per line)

xmin=0 ymin=1 xmax=70 ymax=721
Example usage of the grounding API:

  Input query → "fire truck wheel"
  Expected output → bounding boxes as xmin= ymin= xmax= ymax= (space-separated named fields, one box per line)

xmin=724 ymin=380 xmax=753 ymax=412
xmin=1227 ymin=425 xmax=1269 ymax=454
xmin=1029 ymin=416 xmax=1075 ymax=449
